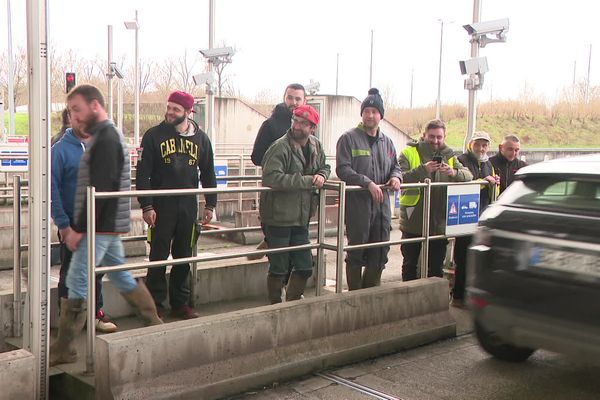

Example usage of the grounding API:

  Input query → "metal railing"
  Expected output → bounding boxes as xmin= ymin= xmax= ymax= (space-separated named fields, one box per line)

xmin=11 ymin=174 xmax=497 ymax=374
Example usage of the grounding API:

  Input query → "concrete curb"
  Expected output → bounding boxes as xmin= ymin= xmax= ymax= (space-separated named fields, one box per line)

xmin=0 ymin=349 xmax=35 ymax=399
xmin=96 ymin=278 xmax=455 ymax=399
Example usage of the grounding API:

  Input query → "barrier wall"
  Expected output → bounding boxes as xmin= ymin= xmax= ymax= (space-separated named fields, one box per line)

xmin=95 ymin=278 xmax=455 ymax=400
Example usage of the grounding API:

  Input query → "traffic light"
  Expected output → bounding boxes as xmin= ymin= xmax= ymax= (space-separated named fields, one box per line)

xmin=65 ymin=72 xmax=76 ymax=93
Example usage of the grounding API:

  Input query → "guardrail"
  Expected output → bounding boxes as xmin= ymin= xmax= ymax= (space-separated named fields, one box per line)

xmin=11 ymin=173 xmax=497 ymax=375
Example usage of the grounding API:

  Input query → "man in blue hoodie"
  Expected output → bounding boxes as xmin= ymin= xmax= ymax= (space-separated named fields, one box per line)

xmin=51 ymin=113 xmax=117 ymax=333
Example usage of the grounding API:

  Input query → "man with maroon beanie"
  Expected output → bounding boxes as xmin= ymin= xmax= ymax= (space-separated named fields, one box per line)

xmin=136 ymin=90 xmax=217 ymax=319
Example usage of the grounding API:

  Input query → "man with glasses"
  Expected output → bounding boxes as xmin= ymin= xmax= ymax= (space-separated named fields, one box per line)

xmin=259 ymin=105 xmax=330 ymax=303
xmin=336 ymin=88 xmax=402 ymax=291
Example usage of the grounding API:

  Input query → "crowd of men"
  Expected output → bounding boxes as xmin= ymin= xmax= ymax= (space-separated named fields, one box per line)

xmin=48 ymin=82 xmax=527 ymax=365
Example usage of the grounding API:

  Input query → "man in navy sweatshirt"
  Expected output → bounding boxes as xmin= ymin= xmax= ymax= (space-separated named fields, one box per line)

xmin=51 ymin=115 xmax=117 ymax=333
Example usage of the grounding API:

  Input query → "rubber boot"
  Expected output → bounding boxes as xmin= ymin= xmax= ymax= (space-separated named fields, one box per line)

xmin=122 ymin=281 xmax=163 ymax=326
xmin=346 ymin=264 xmax=363 ymax=291
xmin=267 ymin=274 xmax=284 ymax=304
xmin=362 ymin=267 xmax=383 ymax=288
xmin=49 ymin=298 xmax=87 ymax=366
xmin=285 ymin=272 xmax=308 ymax=301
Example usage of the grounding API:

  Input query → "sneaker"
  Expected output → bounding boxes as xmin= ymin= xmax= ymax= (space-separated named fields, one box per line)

xmin=247 ymin=239 xmax=268 ymax=260
xmin=170 ymin=305 xmax=199 ymax=320
xmin=95 ymin=310 xmax=118 ymax=333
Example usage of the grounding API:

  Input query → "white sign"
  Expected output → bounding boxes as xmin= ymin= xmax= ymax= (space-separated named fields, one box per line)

xmin=0 ymin=146 xmax=28 ymax=172
xmin=446 ymin=184 xmax=480 ymax=236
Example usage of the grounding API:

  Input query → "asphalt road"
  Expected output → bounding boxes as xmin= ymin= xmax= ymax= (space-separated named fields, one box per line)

xmin=228 ymin=335 xmax=600 ymax=400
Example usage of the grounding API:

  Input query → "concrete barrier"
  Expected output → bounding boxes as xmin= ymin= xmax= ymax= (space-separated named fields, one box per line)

xmin=95 ymin=278 xmax=455 ymax=400
xmin=0 ymin=349 xmax=35 ymax=399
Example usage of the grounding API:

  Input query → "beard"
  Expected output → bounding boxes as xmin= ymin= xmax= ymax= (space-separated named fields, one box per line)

xmin=476 ymin=153 xmax=489 ymax=162
xmin=164 ymin=113 xmax=186 ymax=127
xmin=291 ymin=128 xmax=309 ymax=142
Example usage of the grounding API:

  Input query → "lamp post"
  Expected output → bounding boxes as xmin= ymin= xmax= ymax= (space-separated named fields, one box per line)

xmin=124 ymin=11 xmax=139 ymax=146
xmin=435 ymin=20 xmax=444 ymax=119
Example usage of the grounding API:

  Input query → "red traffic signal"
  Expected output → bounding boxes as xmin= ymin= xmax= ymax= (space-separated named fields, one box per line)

xmin=65 ymin=72 xmax=76 ymax=93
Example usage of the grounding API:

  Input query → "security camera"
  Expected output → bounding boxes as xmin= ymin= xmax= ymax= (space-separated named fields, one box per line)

xmin=304 ymin=81 xmax=320 ymax=95
xmin=111 ymin=63 xmax=124 ymax=79
xmin=459 ymin=56 xmax=489 ymax=76
xmin=199 ymin=47 xmax=235 ymax=59
xmin=463 ymin=18 xmax=509 ymax=36
xmin=193 ymin=72 xmax=216 ymax=86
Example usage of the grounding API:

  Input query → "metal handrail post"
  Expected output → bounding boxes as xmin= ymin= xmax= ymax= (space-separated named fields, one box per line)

xmin=315 ymin=187 xmax=327 ymax=296
xmin=419 ymin=179 xmax=432 ymax=279
xmin=13 ymin=175 xmax=22 ymax=337
xmin=335 ymin=181 xmax=346 ymax=293
xmin=238 ymin=155 xmax=244 ymax=211
xmin=85 ymin=186 xmax=96 ymax=375
xmin=190 ymin=243 xmax=198 ymax=308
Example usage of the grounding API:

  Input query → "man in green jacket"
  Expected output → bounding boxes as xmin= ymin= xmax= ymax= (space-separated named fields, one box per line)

xmin=260 ymin=105 xmax=330 ymax=304
xmin=399 ymin=119 xmax=473 ymax=281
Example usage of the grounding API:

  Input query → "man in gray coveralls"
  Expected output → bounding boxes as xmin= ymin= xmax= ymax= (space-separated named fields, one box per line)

xmin=335 ymin=88 xmax=402 ymax=290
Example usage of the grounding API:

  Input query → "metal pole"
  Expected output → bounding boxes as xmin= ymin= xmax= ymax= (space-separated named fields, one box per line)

xmin=335 ymin=181 xmax=346 ymax=293
xmin=369 ymin=30 xmax=373 ymax=88
xmin=335 ymin=53 xmax=339 ymax=95
xmin=436 ymin=20 xmax=444 ymax=120
xmin=419 ymin=179 xmax=432 ymax=278
xmin=238 ymin=155 xmax=243 ymax=211
xmin=107 ymin=25 xmax=113 ymax=120
xmin=464 ymin=0 xmax=481 ymax=151
xmin=0 ymin=93 xmax=4 ymax=141
xmin=315 ymin=187 xmax=327 ymax=296
xmin=26 ymin=0 xmax=51 ymax=396
xmin=410 ymin=69 xmax=414 ymax=109
xmin=85 ymin=186 xmax=96 ymax=375
xmin=190 ymin=241 xmax=197 ymax=308
xmin=206 ymin=0 xmax=216 ymax=145
xmin=117 ymin=79 xmax=124 ymax=130
xmin=134 ymin=10 xmax=140 ymax=146
xmin=586 ymin=44 xmax=592 ymax=104
xmin=7 ymin=0 xmax=15 ymax=138
xmin=12 ymin=175 xmax=22 ymax=337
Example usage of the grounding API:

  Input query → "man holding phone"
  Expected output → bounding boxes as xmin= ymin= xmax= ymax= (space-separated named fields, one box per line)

xmin=398 ymin=119 xmax=472 ymax=281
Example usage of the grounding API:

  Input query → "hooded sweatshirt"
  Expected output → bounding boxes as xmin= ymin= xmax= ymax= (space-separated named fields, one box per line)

xmin=51 ymin=128 xmax=86 ymax=229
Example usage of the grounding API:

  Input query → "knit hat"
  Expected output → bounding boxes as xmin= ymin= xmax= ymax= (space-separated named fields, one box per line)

xmin=167 ymin=90 xmax=195 ymax=111
xmin=361 ymin=88 xmax=385 ymax=118
xmin=293 ymin=104 xmax=320 ymax=126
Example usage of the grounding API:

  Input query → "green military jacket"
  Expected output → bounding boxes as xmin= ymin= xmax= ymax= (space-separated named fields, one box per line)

xmin=260 ymin=130 xmax=331 ymax=227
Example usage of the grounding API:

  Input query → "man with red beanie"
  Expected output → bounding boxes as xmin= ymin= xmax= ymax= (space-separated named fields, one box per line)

xmin=259 ymin=105 xmax=330 ymax=304
xmin=136 ymin=90 xmax=217 ymax=319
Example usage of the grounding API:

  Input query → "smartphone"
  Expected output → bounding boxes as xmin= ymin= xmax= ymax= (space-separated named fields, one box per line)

xmin=432 ymin=155 xmax=443 ymax=163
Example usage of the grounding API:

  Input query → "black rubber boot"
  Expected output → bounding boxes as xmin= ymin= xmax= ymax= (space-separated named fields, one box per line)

xmin=362 ymin=267 xmax=383 ymax=288
xmin=267 ymin=274 xmax=284 ymax=304
xmin=285 ymin=272 xmax=308 ymax=301
xmin=346 ymin=264 xmax=363 ymax=291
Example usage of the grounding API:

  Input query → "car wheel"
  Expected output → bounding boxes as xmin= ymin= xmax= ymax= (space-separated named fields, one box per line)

xmin=475 ymin=319 xmax=535 ymax=362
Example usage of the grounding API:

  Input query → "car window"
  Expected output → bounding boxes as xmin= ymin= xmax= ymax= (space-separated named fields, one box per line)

xmin=497 ymin=176 xmax=600 ymax=216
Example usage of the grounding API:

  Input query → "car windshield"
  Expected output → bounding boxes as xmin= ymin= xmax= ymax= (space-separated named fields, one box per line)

xmin=497 ymin=176 xmax=600 ymax=217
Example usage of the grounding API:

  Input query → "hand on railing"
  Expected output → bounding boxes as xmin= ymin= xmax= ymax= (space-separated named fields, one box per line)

xmin=201 ymin=208 xmax=213 ymax=225
xmin=384 ymin=177 xmax=401 ymax=191
xmin=312 ymin=174 xmax=325 ymax=189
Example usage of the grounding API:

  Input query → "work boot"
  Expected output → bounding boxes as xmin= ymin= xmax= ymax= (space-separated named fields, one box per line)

xmin=346 ymin=264 xmax=363 ymax=291
xmin=247 ymin=239 xmax=268 ymax=260
xmin=285 ymin=272 xmax=308 ymax=302
xmin=121 ymin=281 xmax=163 ymax=326
xmin=49 ymin=298 xmax=87 ymax=366
xmin=362 ymin=267 xmax=383 ymax=289
xmin=267 ymin=274 xmax=284 ymax=304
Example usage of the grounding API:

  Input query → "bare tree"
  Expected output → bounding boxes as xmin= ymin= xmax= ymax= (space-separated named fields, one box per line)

xmin=0 ymin=47 xmax=28 ymax=109
xmin=153 ymin=58 xmax=176 ymax=98
xmin=174 ymin=50 xmax=198 ymax=93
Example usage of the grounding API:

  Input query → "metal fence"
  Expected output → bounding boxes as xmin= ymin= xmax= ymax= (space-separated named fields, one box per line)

xmin=11 ymin=175 xmax=496 ymax=375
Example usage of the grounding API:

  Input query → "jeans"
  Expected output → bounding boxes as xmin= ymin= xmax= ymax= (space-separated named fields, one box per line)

xmin=66 ymin=234 xmax=137 ymax=299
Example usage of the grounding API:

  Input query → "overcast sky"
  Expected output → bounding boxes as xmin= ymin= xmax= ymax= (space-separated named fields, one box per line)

xmin=1 ymin=0 xmax=598 ymax=107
